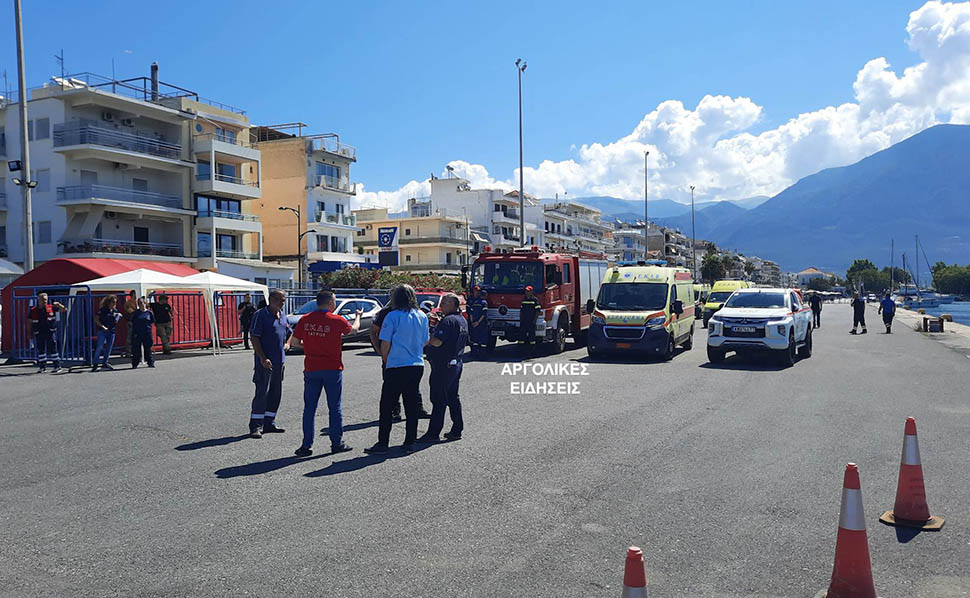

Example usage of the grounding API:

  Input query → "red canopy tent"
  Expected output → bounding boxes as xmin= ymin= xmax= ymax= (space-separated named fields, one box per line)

xmin=2 ymin=258 xmax=199 ymax=351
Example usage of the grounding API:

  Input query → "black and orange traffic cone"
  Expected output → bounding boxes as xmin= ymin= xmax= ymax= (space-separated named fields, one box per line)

xmin=879 ymin=417 xmax=944 ymax=530
xmin=621 ymin=546 xmax=648 ymax=598
xmin=816 ymin=463 xmax=879 ymax=598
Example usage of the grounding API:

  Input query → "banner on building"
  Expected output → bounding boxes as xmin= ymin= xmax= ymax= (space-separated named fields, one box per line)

xmin=378 ymin=227 xmax=398 ymax=249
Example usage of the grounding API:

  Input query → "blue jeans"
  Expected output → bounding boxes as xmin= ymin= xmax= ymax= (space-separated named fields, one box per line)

xmin=94 ymin=330 xmax=116 ymax=367
xmin=302 ymin=369 xmax=344 ymax=449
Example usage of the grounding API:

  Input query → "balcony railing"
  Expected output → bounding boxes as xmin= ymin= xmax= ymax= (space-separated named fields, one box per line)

xmin=197 ymin=209 xmax=260 ymax=222
xmin=193 ymin=132 xmax=252 ymax=148
xmin=53 ymin=123 xmax=182 ymax=159
xmin=57 ymin=185 xmax=183 ymax=209
xmin=198 ymin=248 xmax=260 ymax=260
xmin=59 ymin=238 xmax=183 ymax=257
xmin=196 ymin=173 xmax=260 ymax=187
xmin=314 ymin=211 xmax=357 ymax=226
xmin=316 ymin=175 xmax=356 ymax=194
xmin=309 ymin=137 xmax=357 ymax=160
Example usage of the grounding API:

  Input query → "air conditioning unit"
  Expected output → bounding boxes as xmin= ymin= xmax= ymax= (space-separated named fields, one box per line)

xmin=101 ymin=111 xmax=114 ymax=122
xmin=366 ymin=224 xmax=373 ymax=230
xmin=121 ymin=118 xmax=134 ymax=127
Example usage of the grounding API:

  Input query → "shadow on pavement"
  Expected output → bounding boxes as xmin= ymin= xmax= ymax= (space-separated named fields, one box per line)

xmin=574 ymin=348 xmax=688 ymax=365
xmin=304 ymin=444 xmax=432 ymax=477
xmin=320 ymin=420 xmax=379 ymax=436
xmin=697 ymin=354 xmax=787 ymax=372
xmin=176 ymin=434 xmax=252 ymax=451
xmin=893 ymin=525 xmax=923 ymax=543
xmin=215 ymin=454 xmax=330 ymax=478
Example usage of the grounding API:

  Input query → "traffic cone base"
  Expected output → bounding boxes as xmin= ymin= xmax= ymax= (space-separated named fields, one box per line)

xmin=814 ymin=592 xmax=883 ymax=598
xmin=878 ymin=510 xmax=944 ymax=531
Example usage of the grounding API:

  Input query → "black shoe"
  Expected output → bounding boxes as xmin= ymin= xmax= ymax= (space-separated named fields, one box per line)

xmin=163 ymin=350 xmax=172 ymax=355
xmin=51 ymin=367 xmax=62 ymax=373
xmin=132 ymin=363 xmax=138 ymax=369
xmin=37 ymin=367 xmax=46 ymax=374
xmin=331 ymin=443 xmax=353 ymax=454
xmin=417 ymin=433 xmax=440 ymax=444
xmin=391 ymin=413 xmax=403 ymax=423
xmin=249 ymin=427 xmax=262 ymax=439
xmin=861 ymin=329 xmax=868 ymax=335
xmin=418 ymin=409 xmax=432 ymax=419
xmin=91 ymin=366 xmax=99 ymax=372
xmin=444 ymin=431 xmax=463 ymax=441
xmin=402 ymin=441 xmax=417 ymax=453
xmin=148 ymin=363 xmax=156 ymax=368
xmin=294 ymin=446 xmax=312 ymax=457
xmin=262 ymin=423 xmax=285 ymax=434
xmin=102 ymin=364 xmax=114 ymax=371
xmin=849 ymin=330 xmax=857 ymax=335
xmin=364 ymin=443 xmax=388 ymax=454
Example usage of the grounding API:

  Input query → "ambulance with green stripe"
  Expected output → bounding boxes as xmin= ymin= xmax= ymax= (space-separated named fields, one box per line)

xmin=586 ymin=262 xmax=696 ymax=360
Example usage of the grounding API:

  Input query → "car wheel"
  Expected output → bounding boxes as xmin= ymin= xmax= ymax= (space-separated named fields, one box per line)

xmin=798 ymin=327 xmax=813 ymax=358
xmin=683 ymin=325 xmax=694 ymax=350
xmin=586 ymin=345 xmax=599 ymax=358
xmin=553 ymin=322 xmax=567 ymax=354
xmin=662 ymin=333 xmax=675 ymax=361
xmin=706 ymin=346 xmax=725 ymax=363
xmin=779 ymin=331 xmax=796 ymax=367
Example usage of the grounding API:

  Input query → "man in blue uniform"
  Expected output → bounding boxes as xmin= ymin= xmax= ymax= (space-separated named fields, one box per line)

xmin=248 ymin=289 xmax=291 ymax=438
xmin=467 ymin=285 xmax=489 ymax=355
xmin=878 ymin=293 xmax=896 ymax=334
xmin=519 ymin=285 xmax=541 ymax=351
xmin=850 ymin=292 xmax=868 ymax=335
xmin=29 ymin=293 xmax=67 ymax=373
xmin=420 ymin=294 xmax=468 ymax=443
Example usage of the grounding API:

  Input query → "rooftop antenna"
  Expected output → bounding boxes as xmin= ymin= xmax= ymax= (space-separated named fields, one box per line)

xmin=55 ymin=49 xmax=65 ymax=79
xmin=446 ymin=165 xmax=455 ymax=178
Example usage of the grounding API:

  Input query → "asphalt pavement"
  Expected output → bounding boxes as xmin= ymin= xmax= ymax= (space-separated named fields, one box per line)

xmin=2 ymin=303 xmax=968 ymax=597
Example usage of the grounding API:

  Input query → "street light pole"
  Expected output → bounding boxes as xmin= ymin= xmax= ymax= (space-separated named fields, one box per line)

xmin=515 ymin=58 xmax=527 ymax=248
xmin=643 ymin=151 xmax=649 ymax=260
xmin=690 ymin=185 xmax=697 ymax=280
xmin=279 ymin=205 xmax=304 ymax=287
xmin=14 ymin=0 xmax=34 ymax=270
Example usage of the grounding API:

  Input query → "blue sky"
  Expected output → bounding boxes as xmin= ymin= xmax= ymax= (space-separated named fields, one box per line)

xmin=1 ymin=0 xmax=940 ymax=204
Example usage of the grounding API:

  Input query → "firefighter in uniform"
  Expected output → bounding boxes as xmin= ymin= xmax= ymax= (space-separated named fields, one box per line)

xmin=30 ymin=292 xmax=67 ymax=373
xmin=518 ymin=286 xmax=541 ymax=352
xmin=468 ymin=286 xmax=489 ymax=355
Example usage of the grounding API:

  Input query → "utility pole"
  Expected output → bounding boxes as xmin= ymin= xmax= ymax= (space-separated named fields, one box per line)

xmin=278 ymin=205 xmax=304 ymax=287
xmin=14 ymin=0 xmax=34 ymax=270
xmin=643 ymin=151 xmax=649 ymax=260
xmin=515 ymin=58 xmax=527 ymax=247
xmin=690 ymin=185 xmax=697 ymax=280
xmin=890 ymin=238 xmax=894 ymax=294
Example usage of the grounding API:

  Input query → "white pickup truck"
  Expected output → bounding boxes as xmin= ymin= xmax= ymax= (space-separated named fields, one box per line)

xmin=706 ymin=288 xmax=813 ymax=366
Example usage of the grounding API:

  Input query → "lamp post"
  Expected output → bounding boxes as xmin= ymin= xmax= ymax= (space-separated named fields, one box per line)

xmin=690 ymin=185 xmax=697 ymax=280
xmin=515 ymin=58 xmax=527 ymax=247
xmin=14 ymin=0 xmax=34 ymax=270
xmin=643 ymin=151 xmax=649 ymax=260
xmin=278 ymin=205 xmax=305 ymax=288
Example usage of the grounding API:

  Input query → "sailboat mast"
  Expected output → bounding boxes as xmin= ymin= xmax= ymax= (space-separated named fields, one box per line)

xmin=915 ymin=235 xmax=920 ymax=298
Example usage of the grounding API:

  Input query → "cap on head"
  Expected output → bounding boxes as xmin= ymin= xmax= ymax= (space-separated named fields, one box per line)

xmin=473 ymin=285 xmax=481 ymax=291
xmin=525 ymin=286 xmax=533 ymax=292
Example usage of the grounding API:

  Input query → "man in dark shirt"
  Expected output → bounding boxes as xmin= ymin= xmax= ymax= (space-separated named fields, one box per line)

xmin=519 ymin=285 xmax=541 ymax=350
xmin=420 ymin=294 xmax=469 ymax=443
xmin=850 ymin=292 xmax=868 ymax=335
xmin=248 ymin=289 xmax=291 ymax=438
xmin=151 ymin=294 xmax=176 ymax=354
xmin=29 ymin=292 xmax=67 ymax=373
xmin=878 ymin=292 xmax=896 ymax=334
xmin=370 ymin=298 xmax=431 ymax=421
xmin=808 ymin=292 xmax=823 ymax=328
xmin=238 ymin=299 xmax=257 ymax=349
xmin=130 ymin=297 xmax=157 ymax=369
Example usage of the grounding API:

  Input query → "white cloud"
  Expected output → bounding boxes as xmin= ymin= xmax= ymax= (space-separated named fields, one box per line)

xmin=358 ymin=1 xmax=970 ymax=211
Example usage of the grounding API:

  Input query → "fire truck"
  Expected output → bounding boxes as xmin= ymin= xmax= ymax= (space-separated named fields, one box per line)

xmin=470 ymin=247 xmax=610 ymax=353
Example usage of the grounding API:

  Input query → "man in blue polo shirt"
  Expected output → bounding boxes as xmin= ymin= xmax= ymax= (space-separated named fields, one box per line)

xmin=248 ymin=289 xmax=291 ymax=438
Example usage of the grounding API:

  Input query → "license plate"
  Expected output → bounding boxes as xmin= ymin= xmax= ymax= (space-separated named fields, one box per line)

xmin=491 ymin=330 xmax=504 ymax=336
xmin=616 ymin=342 xmax=631 ymax=349
xmin=732 ymin=326 xmax=756 ymax=333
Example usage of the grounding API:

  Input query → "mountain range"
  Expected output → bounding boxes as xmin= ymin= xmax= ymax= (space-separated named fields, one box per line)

xmin=568 ymin=125 xmax=970 ymax=273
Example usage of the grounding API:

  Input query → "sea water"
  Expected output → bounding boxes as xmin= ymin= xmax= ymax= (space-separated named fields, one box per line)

xmin=923 ymin=301 xmax=970 ymax=326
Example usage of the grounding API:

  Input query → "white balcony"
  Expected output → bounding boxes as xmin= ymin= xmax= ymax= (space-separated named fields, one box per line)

xmin=315 ymin=175 xmax=356 ymax=195
xmin=312 ymin=211 xmax=357 ymax=228
xmin=52 ymin=123 xmax=190 ymax=172
xmin=196 ymin=210 xmax=262 ymax=234
xmin=56 ymin=185 xmax=194 ymax=217
xmin=492 ymin=210 xmax=520 ymax=224
xmin=58 ymin=238 xmax=192 ymax=262
xmin=194 ymin=173 xmax=261 ymax=200
xmin=308 ymin=137 xmax=357 ymax=161
xmin=192 ymin=133 xmax=260 ymax=162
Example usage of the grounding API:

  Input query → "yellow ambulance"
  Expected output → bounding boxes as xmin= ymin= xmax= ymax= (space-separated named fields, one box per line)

xmin=586 ymin=262 xmax=696 ymax=360
xmin=702 ymin=279 xmax=753 ymax=326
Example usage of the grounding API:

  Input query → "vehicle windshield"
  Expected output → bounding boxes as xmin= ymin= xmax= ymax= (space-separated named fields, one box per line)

xmin=472 ymin=262 xmax=542 ymax=291
xmin=724 ymin=292 xmax=787 ymax=309
xmin=296 ymin=300 xmax=319 ymax=314
xmin=707 ymin=291 xmax=734 ymax=303
xmin=415 ymin=294 xmax=442 ymax=308
xmin=596 ymin=283 xmax=668 ymax=311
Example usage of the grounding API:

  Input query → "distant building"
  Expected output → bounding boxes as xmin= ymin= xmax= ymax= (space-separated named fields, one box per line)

xmin=542 ymin=201 xmax=611 ymax=255
xmin=609 ymin=221 xmax=664 ymax=262
xmin=425 ymin=177 xmax=543 ymax=250
xmin=796 ymin=267 xmax=832 ymax=287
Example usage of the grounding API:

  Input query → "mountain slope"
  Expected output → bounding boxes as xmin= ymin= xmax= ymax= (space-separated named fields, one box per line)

xmin=561 ymin=196 xmax=691 ymax=220
xmin=708 ymin=124 xmax=970 ymax=272
xmin=655 ymin=201 xmax=749 ymax=240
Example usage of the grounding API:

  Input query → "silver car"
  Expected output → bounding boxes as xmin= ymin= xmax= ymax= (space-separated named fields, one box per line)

xmin=286 ymin=297 xmax=383 ymax=351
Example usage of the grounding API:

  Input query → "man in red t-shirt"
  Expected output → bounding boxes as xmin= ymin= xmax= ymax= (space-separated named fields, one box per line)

xmin=292 ymin=290 xmax=362 ymax=457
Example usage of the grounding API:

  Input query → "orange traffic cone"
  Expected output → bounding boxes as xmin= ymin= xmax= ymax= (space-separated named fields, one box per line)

xmin=621 ymin=546 xmax=648 ymax=598
xmin=879 ymin=417 xmax=945 ymax=530
xmin=816 ymin=463 xmax=879 ymax=598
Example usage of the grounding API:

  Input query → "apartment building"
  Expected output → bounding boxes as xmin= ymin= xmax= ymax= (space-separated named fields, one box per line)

xmin=426 ymin=178 xmax=543 ymax=250
xmin=249 ymin=123 xmax=366 ymax=277
xmin=747 ymin=256 xmax=782 ymax=286
xmin=542 ymin=201 xmax=611 ymax=255
xmin=609 ymin=221 xmax=665 ymax=262
xmin=0 ymin=67 xmax=268 ymax=278
xmin=353 ymin=199 xmax=478 ymax=272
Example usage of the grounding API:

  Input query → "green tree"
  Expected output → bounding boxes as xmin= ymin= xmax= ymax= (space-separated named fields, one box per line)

xmin=701 ymin=253 xmax=727 ymax=285
xmin=846 ymin=259 xmax=877 ymax=282
xmin=882 ymin=266 xmax=911 ymax=286
xmin=808 ymin=277 xmax=834 ymax=291
xmin=932 ymin=263 xmax=970 ymax=295
xmin=743 ymin=261 xmax=756 ymax=278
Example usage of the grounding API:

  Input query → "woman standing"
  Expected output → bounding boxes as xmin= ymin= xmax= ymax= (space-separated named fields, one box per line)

xmin=130 ymin=297 xmax=156 ymax=369
xmin=365 ymin=285 xmax=429 ymax=454
xmin=92 ymin=295 xmax=122 ymax=372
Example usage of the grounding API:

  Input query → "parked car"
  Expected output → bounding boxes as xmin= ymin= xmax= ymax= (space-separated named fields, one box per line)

xmin=414 ymin=289 xmax=467 ymax=315
xmin=286 ymin=297 xmax=383 ymax=351
xmin=706 ymin=287 xmax=813 ymax=366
